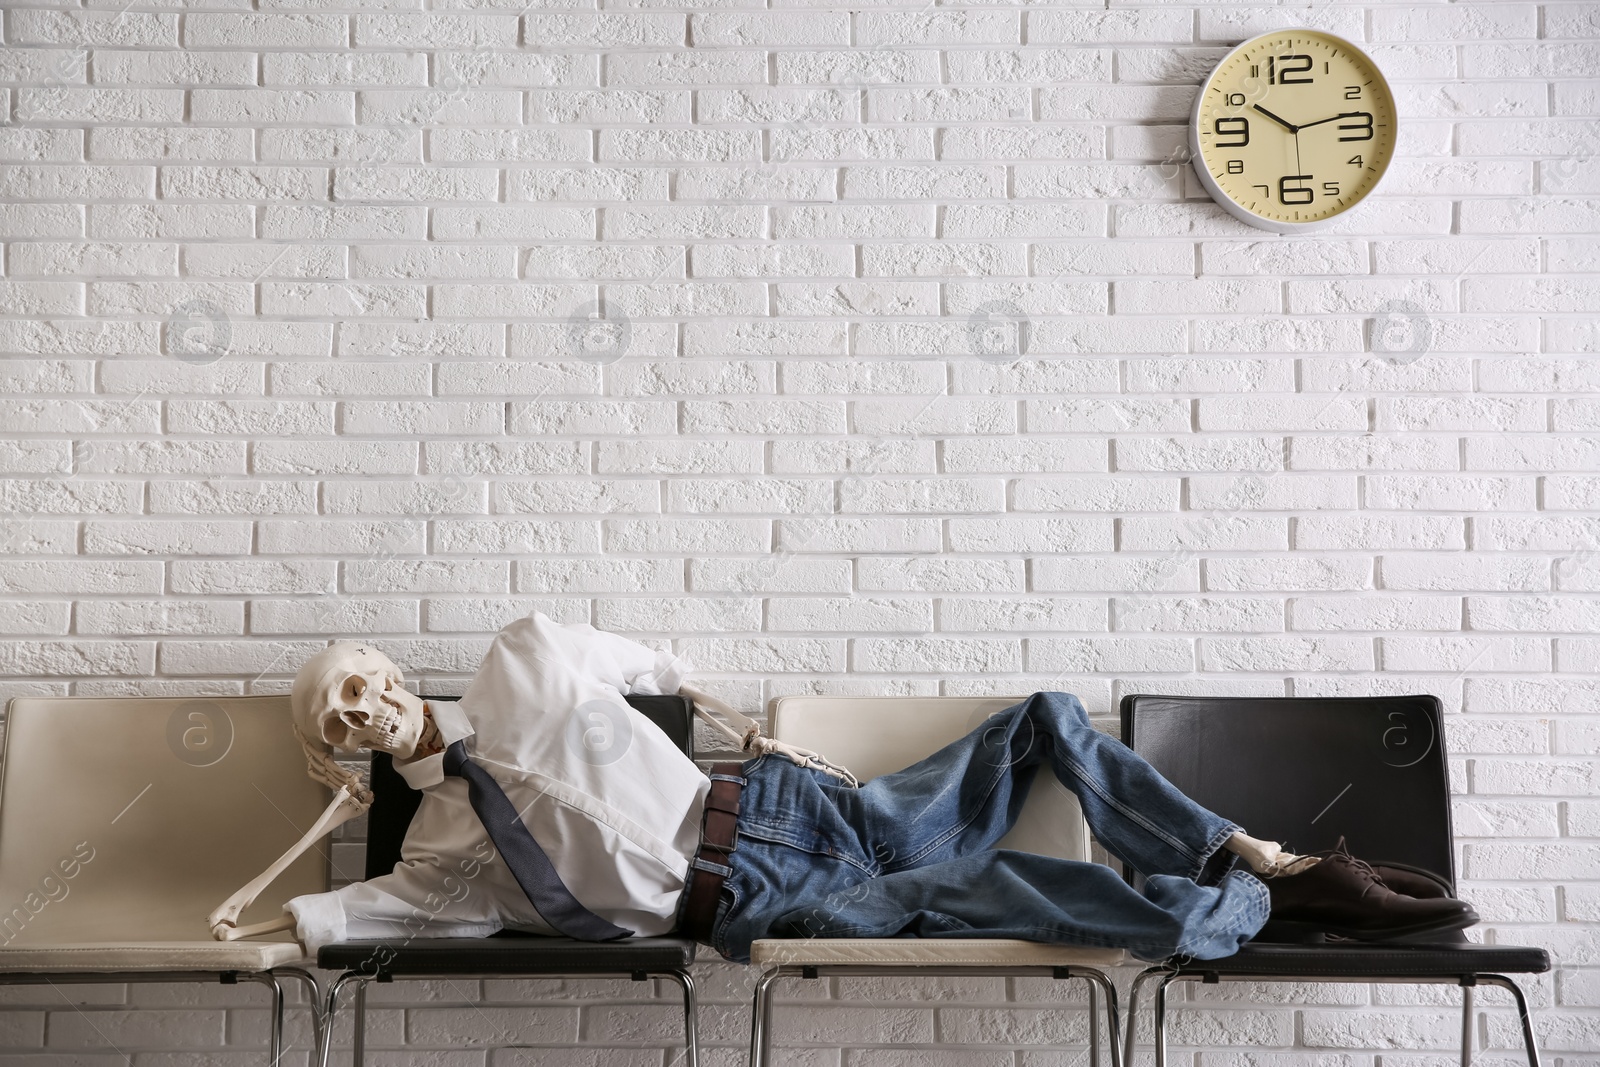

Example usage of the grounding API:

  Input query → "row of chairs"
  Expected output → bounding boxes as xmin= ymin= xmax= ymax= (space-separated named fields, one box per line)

xmin=0 ymin=692 xmax=1547 ymax=1066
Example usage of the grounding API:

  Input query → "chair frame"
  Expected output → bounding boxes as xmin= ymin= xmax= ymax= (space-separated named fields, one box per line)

xmin=315 ymin=693 xmax=701 ymax=1067
xmin=1117 ymin=693 xmax=1546 ymax=1067
xmin=746 ymin=694 xmax=1127 ymax=1067
xmin=750 ymin=962 xmax=1120 ymax=1067
xmin=1125 ymin=968 xmax=1539 ymax=1067
xmin=0 ymin=967 xmax=321 ymax=1064
xmin=320 ymin=962 xmax=696 ymax=1067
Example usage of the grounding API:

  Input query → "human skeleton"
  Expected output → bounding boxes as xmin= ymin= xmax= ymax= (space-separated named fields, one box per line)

xmin=207 ymin=640 xmax=856 ymax=942
xmin=209 ymin=628 xmax=1474 ymax=959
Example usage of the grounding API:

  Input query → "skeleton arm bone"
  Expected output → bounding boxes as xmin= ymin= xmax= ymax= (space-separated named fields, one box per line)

xmin=226 ymin=914 xmax=299 ymax=939
xmin=679 ymin=681 xmax=859 ymax=787
xmin=208 ymin=728 xmax=376 ymax=941
xmin=208 ymin=785 xmax=369 ymax=940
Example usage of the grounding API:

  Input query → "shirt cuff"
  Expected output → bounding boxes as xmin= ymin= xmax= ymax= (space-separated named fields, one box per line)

xmin=285 ymin=891 xmax=348 ymax=954
xmin=631 ymin=650 xmax=693 ymax=696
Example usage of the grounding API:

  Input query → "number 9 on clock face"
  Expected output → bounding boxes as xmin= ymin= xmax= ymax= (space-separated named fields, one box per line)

xmin=1190 ymin=29 xmax=1397 ymax=232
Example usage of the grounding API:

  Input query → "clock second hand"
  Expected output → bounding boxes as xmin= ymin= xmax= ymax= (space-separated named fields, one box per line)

xmin=1298 ymin=111 xmax=1364 ymax=131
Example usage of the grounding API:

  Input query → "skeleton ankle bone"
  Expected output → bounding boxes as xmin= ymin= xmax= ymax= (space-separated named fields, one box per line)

xmin=1225 ymin=831 xmax=1316 ymax=877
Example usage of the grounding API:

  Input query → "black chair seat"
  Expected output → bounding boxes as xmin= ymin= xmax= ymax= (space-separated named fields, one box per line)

xmin=318 ymin=934 xmax=697 ymax=976
xmin=1178 ymin=941 xmax=1550 ymax=979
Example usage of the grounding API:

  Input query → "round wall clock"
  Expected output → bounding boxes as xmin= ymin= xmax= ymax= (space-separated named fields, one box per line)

xmin=1190 ymin=29 xmax=1397 ymax=233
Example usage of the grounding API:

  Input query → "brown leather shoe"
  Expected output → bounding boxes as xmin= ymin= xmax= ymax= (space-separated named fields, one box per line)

xmin=1372 ymin=863 xmax=1451 ymax=900
xmin=1266 ymin=838 xmax=1478 ymax=941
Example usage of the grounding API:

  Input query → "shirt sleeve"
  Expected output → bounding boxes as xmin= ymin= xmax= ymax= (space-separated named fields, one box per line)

xmin=539 ymin=614 xmax=692 ymax=696
xmin=285 ymin=861 xmax=506 ymax=953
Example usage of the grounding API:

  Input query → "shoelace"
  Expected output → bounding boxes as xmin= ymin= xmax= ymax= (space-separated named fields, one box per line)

xmin=1311 ymin=837 xmax=1384 ymax=899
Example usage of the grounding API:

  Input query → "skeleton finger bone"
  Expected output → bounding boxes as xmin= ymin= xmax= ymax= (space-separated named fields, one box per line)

xmin=680 ymin=681 xmax=859 ymax=786
xmin=295 ymin=723 xmax=374 ymax=807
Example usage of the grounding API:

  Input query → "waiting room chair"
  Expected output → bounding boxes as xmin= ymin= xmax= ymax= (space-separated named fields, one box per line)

xmin=0 ymin=694 xmax=327 ymax=1063
xmin=1118 ymin=694 xmax=1549 ymax=1067
xmin=316 ymin=693 xmax=699 ymax=1067
xmin=746 ymin=695 xmax=1126 ymax=1067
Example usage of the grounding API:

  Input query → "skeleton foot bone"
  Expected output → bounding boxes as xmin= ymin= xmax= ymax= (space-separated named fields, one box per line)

xmin=1225 ymin=831 xmax=1315 ymax=877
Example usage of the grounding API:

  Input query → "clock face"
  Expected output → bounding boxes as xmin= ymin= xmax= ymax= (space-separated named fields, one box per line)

xmin=1192 ymin=30 xmax=1397 ymax=231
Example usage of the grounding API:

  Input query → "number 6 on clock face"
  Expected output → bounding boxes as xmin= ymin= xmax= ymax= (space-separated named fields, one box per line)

xmin=1189 ymin=29 xmax=1397 ymax=232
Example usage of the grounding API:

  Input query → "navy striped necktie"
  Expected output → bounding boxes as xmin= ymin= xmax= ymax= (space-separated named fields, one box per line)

xmin=442 ymin=739 xmax=630 ymax=941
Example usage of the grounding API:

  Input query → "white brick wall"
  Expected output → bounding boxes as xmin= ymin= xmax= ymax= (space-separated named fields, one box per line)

xmin=0 ymin=1 xmax=1596 ymax=1063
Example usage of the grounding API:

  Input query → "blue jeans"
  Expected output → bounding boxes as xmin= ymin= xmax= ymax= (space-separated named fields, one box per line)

xmin=708 ymin=692 xmax=1271 ymax=964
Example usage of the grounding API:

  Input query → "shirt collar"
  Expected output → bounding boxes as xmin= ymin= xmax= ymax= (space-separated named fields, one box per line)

xmin=393 ymin=698 xmax=474 ymax=791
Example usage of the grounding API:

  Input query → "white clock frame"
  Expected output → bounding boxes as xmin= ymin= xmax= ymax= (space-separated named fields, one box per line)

xmin=1188 ymin=29 xmax=1397 ymax=235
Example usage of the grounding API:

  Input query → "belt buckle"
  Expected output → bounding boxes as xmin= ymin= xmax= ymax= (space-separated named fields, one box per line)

xmin=705 ymin=824 xmax=738 ymax=856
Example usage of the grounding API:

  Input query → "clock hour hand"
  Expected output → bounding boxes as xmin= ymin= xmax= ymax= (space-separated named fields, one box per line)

xmin=1298 ymin=111 xmax=1364 ymax=131
xmin=1251 ymin=104 xmax=1299 ymax=133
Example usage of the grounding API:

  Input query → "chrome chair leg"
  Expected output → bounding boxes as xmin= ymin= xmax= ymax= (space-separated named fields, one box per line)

xmin=352 ymin=978 xmax=368 ymax=1067
xmin=276 ymin=969 xmax=324 ymax=1065
xmin=1081 ymin=968 xmax=1123 ymax=1067
xmin=1090 ymin=977 xmax=1101 ymax=1067
xmin=1152 ymin=973 xmax=1179 ymax=1067
xmin=241 ymin=973 xmax=285 ymax=1066
xmin=1461 ymin=983 xmax=1474 ymax=1067
xmin=660 ymin=968 xmax=700 ymax=1067
xmin=1125 ymin=965 xmax=1164 ymax=1067
xmin=321 ymin=972 xmax=368 ymax=1067
xmin=1480 ymin=975 xmax=1541 ymax=1067
xmin=269 ymin=974 xmax=285 ymax=1066
xmin=748 ymin=967 xmax=783 ymax=1067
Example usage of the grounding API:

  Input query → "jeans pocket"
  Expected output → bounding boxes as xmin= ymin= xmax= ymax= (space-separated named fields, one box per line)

xmin=710 ymin=879 xmax=741 ymax=960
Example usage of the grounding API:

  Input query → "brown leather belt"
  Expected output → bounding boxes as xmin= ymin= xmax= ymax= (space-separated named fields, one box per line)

xmin=679 ymin=762 xmax=744 ymax=945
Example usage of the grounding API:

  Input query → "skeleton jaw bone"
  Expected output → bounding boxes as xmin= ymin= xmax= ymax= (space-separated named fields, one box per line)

xmin=208 ymin=641 xmax=423 ymax=942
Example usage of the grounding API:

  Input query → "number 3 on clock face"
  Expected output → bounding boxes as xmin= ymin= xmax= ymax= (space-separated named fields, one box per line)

xmin=1190 ymin=29 xmax=1397 ymax=233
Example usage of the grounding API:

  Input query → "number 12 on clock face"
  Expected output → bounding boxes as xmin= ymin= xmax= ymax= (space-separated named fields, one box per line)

xmin=1190 ymin=29 xmax=1397 ymax=232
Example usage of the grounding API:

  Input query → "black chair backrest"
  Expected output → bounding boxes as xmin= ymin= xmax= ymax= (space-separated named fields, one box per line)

xmin=1119 ymin=694 xmax=1455 ymax=891
xmin=365 ymin=694 xmax=696 ymax=881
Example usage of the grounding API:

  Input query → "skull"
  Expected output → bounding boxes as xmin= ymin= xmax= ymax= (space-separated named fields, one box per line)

xmin=291 ymin=642 xmax=426 ymax=757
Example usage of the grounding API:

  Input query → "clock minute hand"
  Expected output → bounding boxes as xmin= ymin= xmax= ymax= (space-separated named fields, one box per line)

xmin=1298 ymin=111 xmax=1363 ymax=131
xmin=1251 ymin=104 xmax=1299 ymax=133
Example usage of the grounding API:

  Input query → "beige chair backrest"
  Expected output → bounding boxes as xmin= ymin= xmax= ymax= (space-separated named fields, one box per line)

xmin=0 ymin=695 xmax=332 ymax=945
xmin=768 ymin=696 xmax=1091 ymax=864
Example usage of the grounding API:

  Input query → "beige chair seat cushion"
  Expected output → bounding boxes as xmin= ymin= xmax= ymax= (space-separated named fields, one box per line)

xmin=0 ymin=940 xmax=307 ymax=973
xmin=751 ymin=938 xmax=1126 ymax=968
xmin=1 ymin=696 xmax=331 ymax=947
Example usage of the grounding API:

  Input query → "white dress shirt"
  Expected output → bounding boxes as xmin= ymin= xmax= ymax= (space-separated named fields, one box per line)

xmin=286 ymin=613 xmax=710 ymax=951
